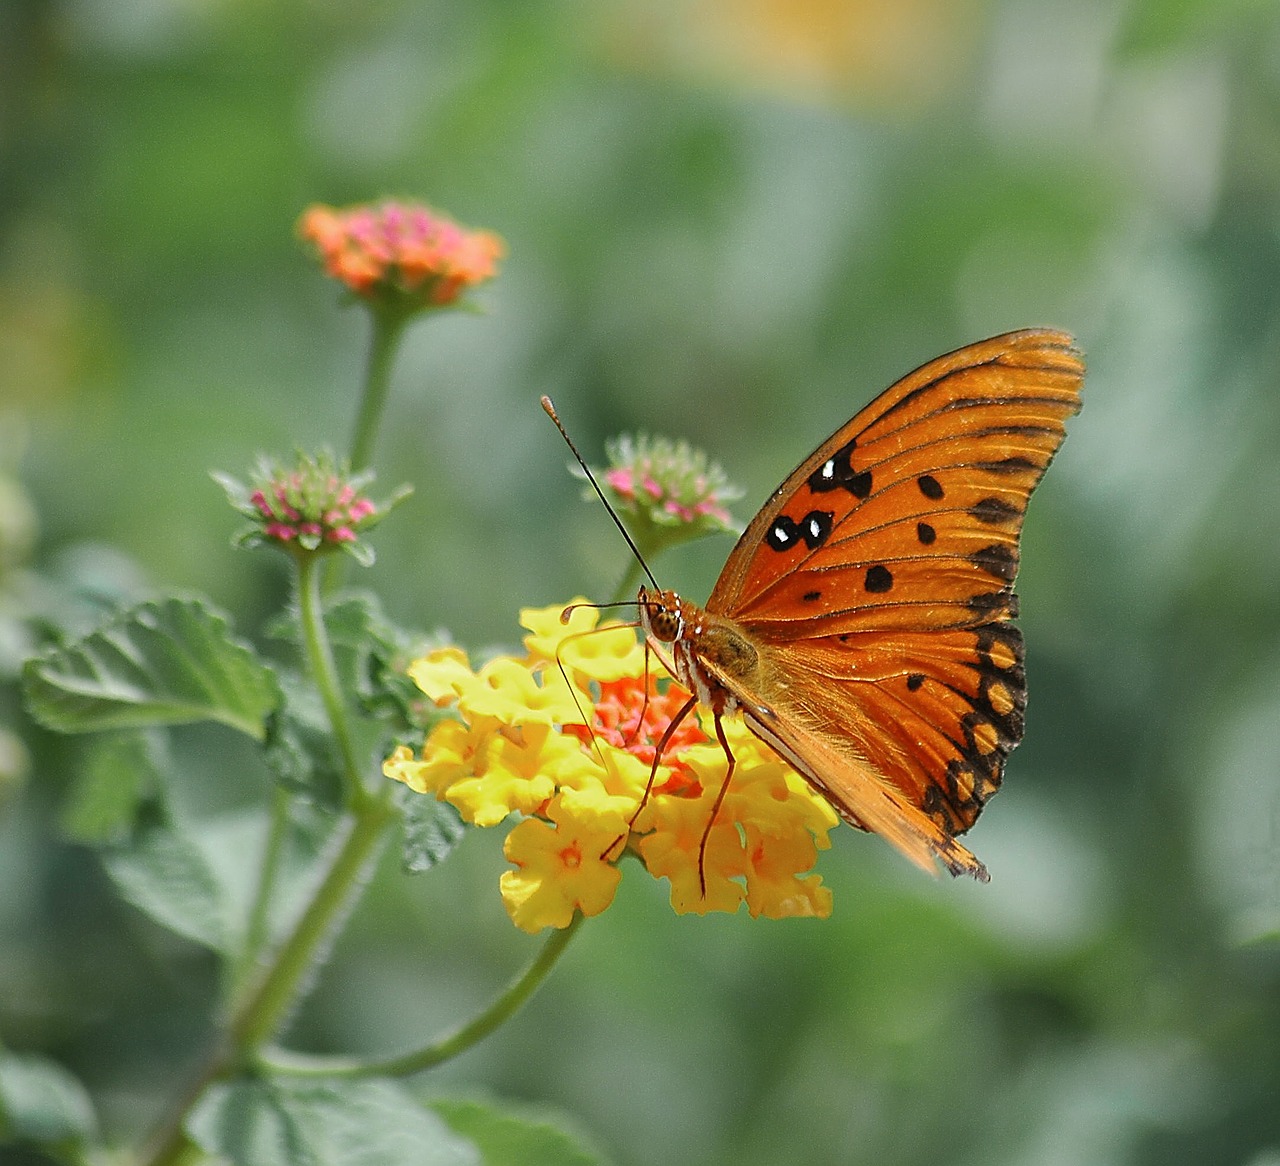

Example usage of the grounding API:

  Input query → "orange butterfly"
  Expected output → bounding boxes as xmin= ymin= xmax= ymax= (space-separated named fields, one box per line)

xmin=626 ymin=329 xmax=1083 ymax=883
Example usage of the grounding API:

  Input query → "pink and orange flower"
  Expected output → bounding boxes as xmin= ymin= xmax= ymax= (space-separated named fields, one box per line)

xmin=298 ymin=200 xmax=504 ymax=310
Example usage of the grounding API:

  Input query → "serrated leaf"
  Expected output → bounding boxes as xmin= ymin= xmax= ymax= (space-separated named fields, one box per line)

xmin=264 ymin=672 xmax=346 ymax=810
xmin=188 ymin=1078 xmax=480 ymax=1166
xmin=23 ymin=595 xmax=281 ymax=739
xmin=399 ymin=791 xmax=466 ymax=874
xmin=432 ymin=1097 xmax=610 ymax=1166
xmin=60 ymin=729 xmax=169 ymax=844
xmin=104 ymin=820 xmax=229 ymax=952
xmin=0 ymin=1051 xmax=97 ymax=1146
xmin=270 ymin=592 xmax=439 ymax=733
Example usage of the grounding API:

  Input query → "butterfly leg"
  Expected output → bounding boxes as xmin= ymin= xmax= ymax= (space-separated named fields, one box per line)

xmin=601 ymin=693 xmax=699 ymax=862
xmin=620 ymin=638 xmax=657 ymax=751
xmin=696 ymin=711 xmax=736 ymax=898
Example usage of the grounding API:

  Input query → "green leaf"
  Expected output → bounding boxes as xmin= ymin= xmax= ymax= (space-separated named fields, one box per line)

xmin=104 ymin=819 xmax=229 ymax=952
xmin=432 ymin=1097 xmax=610 ymax=1166
xmin=0 ymin=1051 xmax=97 ymax=1146
xmin=60 ymin=729 xmax=169 ymax=844
xmin=23 ymin=595 xmax=281 ymax=739
xmin=399 ymin=790 xmax=466 ymax=874
xmin=264 ymin=672 xmax=346 ymax=810
xmin=187 ymin=1078 xmax=480 ymax=1166
xmin=269 ymin=591 xmax=439 ymax=733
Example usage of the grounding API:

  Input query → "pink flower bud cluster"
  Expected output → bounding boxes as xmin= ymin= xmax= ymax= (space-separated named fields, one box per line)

xmin=597 ymin=434 xmax=739 ymax=537
xmin=605 ymin=465 xmax=732 ymax=526
xmin=216 ymin=450 xmax=402 ymax=565
xmin=250 ymin=478 xmax=377 ymax=548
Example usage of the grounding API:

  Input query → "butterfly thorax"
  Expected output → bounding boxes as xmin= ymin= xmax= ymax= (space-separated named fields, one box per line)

xmin=637 ymin=586 xmax=762 ymax=715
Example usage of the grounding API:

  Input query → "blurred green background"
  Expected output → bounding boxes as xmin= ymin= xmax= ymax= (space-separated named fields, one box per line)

xmin=3 ymin=0 xmax=1280 ymax=1163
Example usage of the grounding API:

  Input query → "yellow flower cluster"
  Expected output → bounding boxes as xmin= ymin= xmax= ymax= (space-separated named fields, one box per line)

xmin=384 ymin=603 xmax=838 ymax=932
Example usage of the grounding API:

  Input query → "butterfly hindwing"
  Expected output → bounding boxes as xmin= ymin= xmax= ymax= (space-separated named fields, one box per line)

xmin=762 ymin=623 xmax=1027 ymax=836
xmin=691 ymin=644 xmax=990 ymax=879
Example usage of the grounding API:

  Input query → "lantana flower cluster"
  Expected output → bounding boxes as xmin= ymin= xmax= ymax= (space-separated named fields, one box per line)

xmin=384 ymin=602 xmax=838 ymax=932
xmin=215 ymin=451 xmax=407 ymax=565
xmin=297 ymin=201 xmax=504 ymax=311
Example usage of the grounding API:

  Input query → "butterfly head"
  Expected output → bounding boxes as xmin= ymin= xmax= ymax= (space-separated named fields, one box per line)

xmin=637 ymin=586 xmax=685 ymax=645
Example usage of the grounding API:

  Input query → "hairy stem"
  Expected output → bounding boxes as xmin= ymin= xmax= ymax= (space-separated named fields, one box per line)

xmin=138 ymin=555 xmax=393 ymax=1166
xmin=349 ymin=307 xmax=411 ymax=475
xmin=231 ymin=785 xmax=292 ymax=996
xmin=297 ymin=552 xmax=367 ymax=807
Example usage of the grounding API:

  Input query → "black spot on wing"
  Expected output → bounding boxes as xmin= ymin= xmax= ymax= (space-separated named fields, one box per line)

xmin=808 ymin=439 xmax=872 ymax=499
xmin=971 ymin=496 xmax=1022 ymax=525
xmin=970 ymin=543 xmax=1018 ymax=582
xmin=765 ymin=516 xmax=797 ymax=551
xmin=917 ymin=474 xmax=945 ymax=499
xmin=979 ymin=456 xmax=1038 ymax=475
xmin=802 ymin=511 xmax=833 ymax=548
xmin=916 ymin=522 xmax=936 ymax=545
xmin=968 ymin=590 xmax=1018 ymax=618
xmin=765 ymin=510 xmax=833 ymax=552
xmin=864 ymin=565 xmax=894 ymax=593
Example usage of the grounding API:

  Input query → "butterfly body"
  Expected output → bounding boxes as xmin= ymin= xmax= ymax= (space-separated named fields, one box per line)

xmin=636 ymin=329 xmax=1084 ymax=881
xmin=638 ymin=589 xmax=759 ymax=716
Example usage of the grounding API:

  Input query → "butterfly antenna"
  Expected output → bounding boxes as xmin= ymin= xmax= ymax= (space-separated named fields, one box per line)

xmin=559 ymin=600 xmax=638 ymax=622
xmin=541 ymin=396 xmax=659 ymax=591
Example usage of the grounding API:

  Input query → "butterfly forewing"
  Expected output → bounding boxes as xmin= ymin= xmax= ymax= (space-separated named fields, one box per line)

xmin=708 ymin=329 xmax=1083 ymax=632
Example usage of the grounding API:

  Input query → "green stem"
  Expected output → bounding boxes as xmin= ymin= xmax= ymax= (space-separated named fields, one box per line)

xmin=138 ymin=556 xmax=389 ymax=1165
xmin=259 ymin=913 xmax=584 ymax=1079
xmin=324 ymin=305 xmax=411 ymax=596
xmin=297 ymin=552 xmax=367 ymax=808
xmin=230 ymin=802 xmax=393 ymax=1052
xmin=138 ymin=800 xmax=394 ymax=1166
xmin=349 ymin=307 xmax=411 ymax=475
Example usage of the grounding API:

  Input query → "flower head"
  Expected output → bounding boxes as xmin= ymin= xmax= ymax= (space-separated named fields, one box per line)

xmin=215 ymin=450 xmax=409 ymax=566
xmin=385 ymin=602 xmax=837 ymax=931
xmin=298 ymin=201 xmax=504 ymax=313
xmin=584 ymin=434 xmax=740 ymax=562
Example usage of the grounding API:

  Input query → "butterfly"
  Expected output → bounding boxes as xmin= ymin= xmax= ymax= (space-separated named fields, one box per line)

xmin=631 ymin=329 xmax=1084 ymax=882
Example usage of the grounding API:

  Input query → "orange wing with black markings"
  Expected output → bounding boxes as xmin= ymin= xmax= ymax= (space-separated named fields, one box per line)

xmin=711 ymin=330 xmax=1080 ymax=625
xmin=699 ymin=329 xmax=1082 ymax=851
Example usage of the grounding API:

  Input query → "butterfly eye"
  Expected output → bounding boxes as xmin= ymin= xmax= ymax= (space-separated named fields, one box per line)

xmin=647 ymin=607 xmax=681 ymax=643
